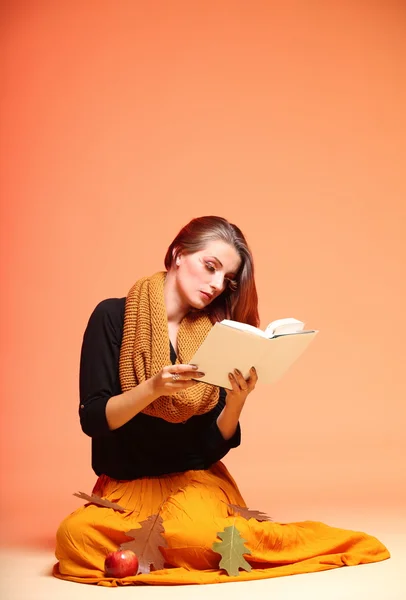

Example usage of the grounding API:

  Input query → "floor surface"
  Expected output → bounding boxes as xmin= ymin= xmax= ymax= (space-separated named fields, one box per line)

xmin=1 ymin=513 xmax=405 ymax=600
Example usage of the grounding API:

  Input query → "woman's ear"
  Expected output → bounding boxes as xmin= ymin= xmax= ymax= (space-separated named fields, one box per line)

xmin=172 ymin=248 xmax=181 ymax=267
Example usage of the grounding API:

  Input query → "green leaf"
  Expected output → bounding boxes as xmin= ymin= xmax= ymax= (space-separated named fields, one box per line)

xmin=212 ymin=525 xmax=252 ymax=577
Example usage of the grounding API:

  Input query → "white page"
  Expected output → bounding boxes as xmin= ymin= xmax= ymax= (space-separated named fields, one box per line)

xmin=220 ymin=319 xmax=268 ymax=338
xmin=265 ymin=318 xmax=305 ymax=338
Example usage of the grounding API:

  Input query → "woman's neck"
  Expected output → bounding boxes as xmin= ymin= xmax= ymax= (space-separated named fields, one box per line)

xmin=163 ymin=270 xmax=189 ymax=324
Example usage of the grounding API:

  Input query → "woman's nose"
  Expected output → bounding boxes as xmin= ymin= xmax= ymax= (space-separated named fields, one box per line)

xmin=210 ymin=274 xmax=225 ymax=291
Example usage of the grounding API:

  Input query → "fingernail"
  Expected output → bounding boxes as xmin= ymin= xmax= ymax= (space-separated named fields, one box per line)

xmin=197 ymin=372 xmax=205 ymax=377
xmin=229 ymin=373 xmax=234 ymax=379
xmin=235 ymin=369 xmax=241 ymax=375
xmin=190 ymin=364 xmax=199 ymax=369
xmin=251 ymin=367 xmax=256 ymax=372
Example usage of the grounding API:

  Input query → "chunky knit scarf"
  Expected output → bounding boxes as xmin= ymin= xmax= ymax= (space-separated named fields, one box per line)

xmin=119 ymin=271 xmax=220 ymax=423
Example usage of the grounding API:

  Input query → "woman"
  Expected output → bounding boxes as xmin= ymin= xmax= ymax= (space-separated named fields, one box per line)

xmin=53 ymin=216 xmax=389 ymax=586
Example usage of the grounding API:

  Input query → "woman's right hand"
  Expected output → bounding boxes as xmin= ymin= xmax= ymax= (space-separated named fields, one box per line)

xmin=150 ymin=364 xmax=206 ymax=398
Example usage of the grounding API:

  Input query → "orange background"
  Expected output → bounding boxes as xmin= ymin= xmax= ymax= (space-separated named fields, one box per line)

xmin=1 ymin=0 xmax=405 ymax=548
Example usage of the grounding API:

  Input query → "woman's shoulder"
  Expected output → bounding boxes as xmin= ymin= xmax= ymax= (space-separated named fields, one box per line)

xmin=86 ymin=298 xmax=126 ymax=336
xmin=93 ymin=297 xmax=126 ymax=315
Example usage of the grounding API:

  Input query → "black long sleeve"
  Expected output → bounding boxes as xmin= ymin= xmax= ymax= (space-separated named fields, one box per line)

xmin=79 ymin=298 xmax=241 ymax=480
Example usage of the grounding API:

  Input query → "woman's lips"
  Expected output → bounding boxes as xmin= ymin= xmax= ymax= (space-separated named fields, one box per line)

xmin=200 ymin=291 xmax=212 ymax=300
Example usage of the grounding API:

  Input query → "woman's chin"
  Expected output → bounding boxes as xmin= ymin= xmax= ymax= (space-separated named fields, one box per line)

xmin=189 ymin=302 xmax=205 ymax=311
xmin=188 ymin=297 xmax=209 ymax=311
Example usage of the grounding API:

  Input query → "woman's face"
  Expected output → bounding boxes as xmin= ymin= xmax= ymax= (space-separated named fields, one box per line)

xmin=174 ymin=240 xmax=242 ymax=310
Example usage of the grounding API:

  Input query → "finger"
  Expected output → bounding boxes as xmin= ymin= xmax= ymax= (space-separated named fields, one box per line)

xmin=228 ymin=371 xmax=240 ymax=391
xmin=233 ymin=369 xmax=249 ymax=391
xmin=169 ymin=363 xmax=201 ymax=373
xmin=166 ymin=372 xmax=205 ymax=382
xmin=247 ymin=379 xmax=256 ymax=393
xmin=181 ymin=372 xmax=205 ymax=380
xmin=248 ymin=366 xmax=258 ymax=384
xmin=187 ymin=372 xmax=205 ymax=379
xmin=245 ymin=372 xmax=257 ymax=392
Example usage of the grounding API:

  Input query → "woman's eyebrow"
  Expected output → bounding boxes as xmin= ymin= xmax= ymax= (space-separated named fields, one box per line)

xmin=208 ymin=255 xmax=223 ymax=267
xmin=206 ymin=256 xmax=237 ymax=276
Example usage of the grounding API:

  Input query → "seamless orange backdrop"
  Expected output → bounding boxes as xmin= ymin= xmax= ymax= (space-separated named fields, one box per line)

xmin=1 ymin=0 xmax=405 ymax=547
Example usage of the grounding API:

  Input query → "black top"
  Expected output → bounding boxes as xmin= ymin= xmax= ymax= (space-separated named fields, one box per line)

xmin=79 ymin=299 xmax=241 ymax=480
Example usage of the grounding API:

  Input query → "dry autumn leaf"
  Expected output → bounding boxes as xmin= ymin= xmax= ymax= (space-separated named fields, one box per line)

xmin=225 ymin=502 xmax=272 ymax=522
xmin=73 ymin=491 xmax=127 ymax=512
xmin=212 ymin=524 xmax=252 ymax=577
xmin=121 ymin=514 xmax=168 ymax=574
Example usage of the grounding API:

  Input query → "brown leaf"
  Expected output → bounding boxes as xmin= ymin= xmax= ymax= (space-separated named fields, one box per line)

xmin=225 ymin=502 xmax=272 ymax=522
xmin=73 ymin=491 xmax=127 ymax=512
xmin=212 ymin=525 xmax=252 ymax=577
xmin=121 ymin=514 xmax=168 ymax=574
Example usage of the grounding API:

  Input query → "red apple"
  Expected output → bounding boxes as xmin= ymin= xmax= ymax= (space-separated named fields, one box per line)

xmin=104 ymin=549 xmax=139 ymax=578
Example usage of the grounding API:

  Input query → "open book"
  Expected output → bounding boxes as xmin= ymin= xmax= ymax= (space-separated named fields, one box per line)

xmin=189 ymin=317 xmax=318 ymax=389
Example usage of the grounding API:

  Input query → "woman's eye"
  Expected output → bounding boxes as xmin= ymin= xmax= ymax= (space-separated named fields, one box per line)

xmin=205 ymin=262 xmax=216 ymax=272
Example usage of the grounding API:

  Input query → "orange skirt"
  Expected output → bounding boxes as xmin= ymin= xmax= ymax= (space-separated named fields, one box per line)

xmin=53 ymin=462 xmax=389 ymax=586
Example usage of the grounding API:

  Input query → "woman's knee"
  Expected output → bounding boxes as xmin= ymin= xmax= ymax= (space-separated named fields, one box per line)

xmin=55 ymin=509 xmax=86 ymax=554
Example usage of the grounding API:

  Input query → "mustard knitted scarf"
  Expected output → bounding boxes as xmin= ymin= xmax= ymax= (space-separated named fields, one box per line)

xmin=119 ymin=271 xmax=220 ymax=423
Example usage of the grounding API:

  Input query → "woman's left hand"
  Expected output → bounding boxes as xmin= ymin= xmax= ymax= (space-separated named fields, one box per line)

xmin=217 ymin=367 xmax=258 ymax=440
xmin=225 ymin=366 xmax=258 ymax=407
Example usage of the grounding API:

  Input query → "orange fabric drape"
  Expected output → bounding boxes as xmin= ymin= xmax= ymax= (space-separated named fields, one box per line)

xmin=53 ymin=462 xmax=390 ymax=586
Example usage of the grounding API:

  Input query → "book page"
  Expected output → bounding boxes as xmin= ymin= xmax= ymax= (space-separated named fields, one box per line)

xmin=264 ymin=318 xmax=305 ymax=338
xmin=254 ymin=331 xmax=318 ymax=383
xmin=220 ymin=319 xmax=268 ymax=338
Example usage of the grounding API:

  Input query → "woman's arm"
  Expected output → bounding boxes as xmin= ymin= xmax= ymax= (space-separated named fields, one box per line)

xmin=216 ymin=367 xmax=258 ymax=439
xmin=79 ymin=299 xmax=203 ymax=436
xmin=196 ymin=388 xmax=241 ymax=468
xmin=79 ymin=299 xmax=155 ymax=434
xmin=105 ymin=379 xmax=158 ymax=431
xmin=198 ymin=367 xmax=257 ymax=465
xmin=216 ymin=401 xmax=245 ymax=440
xmin=79 ymin=299 xmax=135 ymax=437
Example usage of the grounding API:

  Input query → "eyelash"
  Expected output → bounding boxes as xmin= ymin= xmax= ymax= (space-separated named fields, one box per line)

xmin=204 ymin=262 xmax=238 ymax=291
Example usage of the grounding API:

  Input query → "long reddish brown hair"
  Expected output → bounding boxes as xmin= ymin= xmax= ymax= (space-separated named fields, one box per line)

xmin=164 ymin=216 xmax=260 ymax=327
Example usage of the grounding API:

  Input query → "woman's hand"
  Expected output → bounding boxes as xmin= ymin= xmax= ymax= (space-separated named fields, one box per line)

xmin=106 ymin=364 xmax=204 ymax=431
xmin=150 ymin=364 xmax=205 ymax=398
xmin=226 ymin=366 xmax=258 ymax=408
xmin=216 ymin=367 xmax=258 ymax=440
